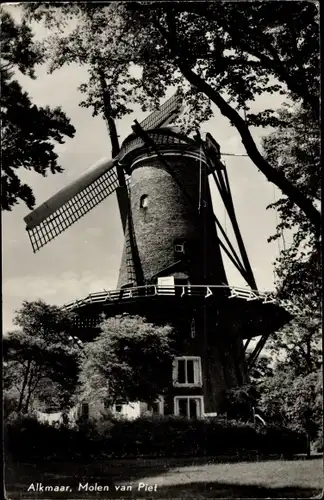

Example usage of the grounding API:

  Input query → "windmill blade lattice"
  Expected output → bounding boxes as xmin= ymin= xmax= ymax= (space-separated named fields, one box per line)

xmin=24 ymin=91 xmax=183 ymax=253
xmin=25 ymin=161 xmax=119 ymax=252
xmin=139 ymin=91 xmax=183 ymax=131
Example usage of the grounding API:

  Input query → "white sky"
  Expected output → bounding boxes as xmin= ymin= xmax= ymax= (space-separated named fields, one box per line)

xmin=2 ymin=4 xmax=288 ymax=332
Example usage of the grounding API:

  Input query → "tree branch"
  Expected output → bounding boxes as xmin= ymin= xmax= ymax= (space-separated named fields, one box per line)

xmin=17 ymin=358 xmax=31 ymax=413
xmin=188 ymin=7 xmax=319 ymax=120
xmin=153 ymin=16 xmax=321 ymax=234
xmin=97 ymin=66 xmax=120 ymax=158
xmin=0 ymin=62 xmax=14 ymax=72
xmin=243 ymin=43 xmax=319 ymax=121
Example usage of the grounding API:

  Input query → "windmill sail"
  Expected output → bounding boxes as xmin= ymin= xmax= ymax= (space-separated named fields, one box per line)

xmin=24 ymin=91 xmax=183 ymax=252
xmin=139 ymin=91 xmax=183 ymax=130
xmin=24 ymin=158 xmax=118 ymax=252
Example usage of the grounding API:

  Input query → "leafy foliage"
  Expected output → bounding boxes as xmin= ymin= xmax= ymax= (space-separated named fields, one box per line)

xmin=135 ymin=1 xmax=319 ymax=116
xmin=251 ymin=303 xmax=321 ymax=453
xmin=268 ymin=314 xmax=321 ymax=377
xmin=45 ymin=6 xmax=136 ymax=117
xmin=77 ymin=314 xmax=175 ymax=406
xmin=0 ymin=8 xmax=43 ymax=77
xmin=0 ymin=8 xmax=75 ymax=211
xmin=25 ymin=1 xmax=320 ymax=229
xmin=224 ymin=384 xmax=259 ymax=421
xmin=127 ymin=1 xmax=320 ymax=228
xmin=3 ymin=300 xmax=80 ymax=414
xmin=255 ymin=101 xmax=321 ymax=456
xmin=25 ymin=4 xmax=140 ymax=158
xmin=262 ymin=104 xmax=321 ymax=311
xmin=258 ymin=368 xmax=322 ymax=455
xmin=249 ymin=355 xmax=274 ymax=383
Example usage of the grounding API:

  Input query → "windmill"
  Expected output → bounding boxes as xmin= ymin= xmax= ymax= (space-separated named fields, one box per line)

xmin=23 ymin=92 xmax=290 ymax=416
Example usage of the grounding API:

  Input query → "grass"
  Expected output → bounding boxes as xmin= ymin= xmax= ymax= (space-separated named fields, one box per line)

xmin=134 ymin=458 xmax=323 ymax=498
xmin=5 ymin=456 xmax=323 ymax=499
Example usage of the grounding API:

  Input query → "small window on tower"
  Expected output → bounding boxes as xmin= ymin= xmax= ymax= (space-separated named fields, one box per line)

xmin=140 ymin=195 xmax=148 ymax=208
xmin=174 ymin=243 xmax=185 ymax=253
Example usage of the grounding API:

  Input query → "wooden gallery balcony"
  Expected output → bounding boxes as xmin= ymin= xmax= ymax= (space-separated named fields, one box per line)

xmin=64 ymin=284 xmax=291 ymax=341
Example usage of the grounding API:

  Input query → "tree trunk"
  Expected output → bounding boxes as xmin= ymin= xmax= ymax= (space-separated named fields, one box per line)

xmin=178 ymin=63 xmax=321 ymax=234
xmin=97 ymin=67 xmax=129 ymax=232
xmin=306 ymin=431 xmax=311 ymax=458
xmin=305 ymin=336 xmax=312 ymax=373
xmin=23 ymin=366 xmax=35 ymax=413
xmin=24 ymin=369 xmax=43 ymax=414
xmin=98 ymin=69 xmax=121 ymax=159
xmin=17 ymin=359 xmax=31 ymax=413
xmin=153 ymin=17 xmax=321 ymax=234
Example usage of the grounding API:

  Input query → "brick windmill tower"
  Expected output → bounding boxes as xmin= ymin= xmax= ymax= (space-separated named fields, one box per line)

xmin=24 ymin=93 xmax=290 ymax=417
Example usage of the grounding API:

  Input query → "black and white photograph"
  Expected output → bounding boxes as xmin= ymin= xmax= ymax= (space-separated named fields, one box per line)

xmin=2 ymin=1 xmax=322 ymax=498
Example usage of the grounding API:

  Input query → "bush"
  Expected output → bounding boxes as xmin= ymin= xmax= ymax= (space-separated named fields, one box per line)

xmin=313 ymin=427 xmax=323 ymax=453
xmin=5 ymin=414 xmax=306 ymax=462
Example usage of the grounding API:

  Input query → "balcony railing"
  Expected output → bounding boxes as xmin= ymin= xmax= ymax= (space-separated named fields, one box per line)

xmin=64 ymin=284 xmax=276 ymax=312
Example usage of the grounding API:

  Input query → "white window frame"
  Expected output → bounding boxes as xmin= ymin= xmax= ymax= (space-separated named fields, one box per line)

xmin=174 ymin=243 xmax=185 ymax=253
xmin=172 ymin=356 xmax=202 ymax=387
xmin=174 ymin=396 xmax=204 ymax=418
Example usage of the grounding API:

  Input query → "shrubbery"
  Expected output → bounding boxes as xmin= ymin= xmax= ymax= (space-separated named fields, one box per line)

xmin=5 ymin=413 xmax=306 ymax=462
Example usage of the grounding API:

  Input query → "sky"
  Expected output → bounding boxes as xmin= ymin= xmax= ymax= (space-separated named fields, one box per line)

xmin=2 ymin=4 xmax=288 ymax=332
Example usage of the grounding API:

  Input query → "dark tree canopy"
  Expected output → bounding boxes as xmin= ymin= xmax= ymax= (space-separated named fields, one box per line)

xmin=0 ymin=8 xmax=75 ymax=211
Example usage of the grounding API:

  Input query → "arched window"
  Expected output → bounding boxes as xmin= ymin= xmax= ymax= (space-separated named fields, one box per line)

xmin=140 ymin=195 xmax=148 ymax=208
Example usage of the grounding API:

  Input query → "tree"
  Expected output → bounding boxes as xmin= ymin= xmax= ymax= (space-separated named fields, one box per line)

xmin=25 ymin=3 xmax=138 ymax=158
xmin=224 ymin=384 xmax=259 ymax=421
xmin=24 ymin=2 xmax=320 ymax=230
xmin=0 ymin=8 xmax=76 ymax=211
xmin=268 ymin=314 xmax=321 ymax=378
xmin=3 ymin=300 xmax=80 ymax=414
xmin=259 ymin=101 xmax=321 ymax=426
xmin=122 ymin=1 xmax=320 ymax=232
xmin=249 ymin=355 xmax=274 ymax=383
xmin=262 ymin=103 xmax=321 ymax=312
xmin=259 ymin=368 xmax=322 ymax=456
xmin=252 ymin=296 xmax=321 ymax=455
xmin=77 ymin=314 xmax=175 ymax=407
xmin=286 ymin=371 xmax=323 ymax=456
